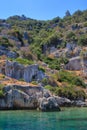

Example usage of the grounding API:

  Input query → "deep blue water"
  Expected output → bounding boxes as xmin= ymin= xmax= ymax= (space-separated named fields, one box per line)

xmin=0 ymin=108 xmax=87 ymax=130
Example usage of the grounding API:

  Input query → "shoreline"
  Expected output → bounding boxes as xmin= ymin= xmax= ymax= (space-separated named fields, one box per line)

xmin=0 ymin=105 xmax=87 ymax=112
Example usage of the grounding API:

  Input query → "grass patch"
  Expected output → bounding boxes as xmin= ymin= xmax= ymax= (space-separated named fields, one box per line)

xmin=8 ymin=57 xmax=34 ymax=65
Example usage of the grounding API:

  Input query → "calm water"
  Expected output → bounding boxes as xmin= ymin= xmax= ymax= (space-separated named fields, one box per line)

xmin=0 ymin=108 xmax=87 ymax=130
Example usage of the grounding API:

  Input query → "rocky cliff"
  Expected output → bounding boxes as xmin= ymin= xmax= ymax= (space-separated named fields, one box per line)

xmin=0 ymin=84 xmax=87 ymax=111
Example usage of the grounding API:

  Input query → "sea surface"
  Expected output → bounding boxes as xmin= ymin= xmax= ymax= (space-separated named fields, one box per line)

xmin=0 ymin=108 xmax=87 ymax=130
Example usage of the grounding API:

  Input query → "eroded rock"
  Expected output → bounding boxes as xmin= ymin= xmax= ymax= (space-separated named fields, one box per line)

xmin=2 ymin=60 xmax=46 ymax=82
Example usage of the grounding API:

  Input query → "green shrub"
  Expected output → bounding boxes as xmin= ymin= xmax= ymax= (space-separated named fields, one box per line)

xmin=0 ymin=37 xmax=13 ymax=48
xmin=44 ymin=85 xmax=55 ymax=93
xmin=0 ymin=84 xmax=5 ymax=90
xmin=8 ymin=58 xmax=34 ymax=65
xmin=66 ymin=32 xmax=75 ymax=39
xmin=55 ymin=87 xmax=86 ymax=100
xmin=43 ymin=57 xmax=68 ymax=70
xmin=44 ymin=83 xmax=86 ymax=100
xmin=42 ymin=78 xmax=48 ymax=85
xmin=78 ymin=35 xmax=87 ymax=46
xmin=16 ymin=58 xmax=34 ymax=65
xmin=0 ymin=90 xmax=4 ymax=98
xmin=0 ymin=84 xmax=5 ymax=98
xmin=58 ymin=70 xmax=86 ymax=88
xmin=31 ymin=81 xmax=38 ymax=85
xmin=84 ymin=22 xmax=87 ymax=27
xmin=19 ymin=78 xmax=25 ymax=81
xmin=38 ymin=66 xmax=45 ymax=72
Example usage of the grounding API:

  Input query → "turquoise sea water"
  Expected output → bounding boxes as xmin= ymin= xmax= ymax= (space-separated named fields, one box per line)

xmin=0 ymin=108 xmax=87 ymax=130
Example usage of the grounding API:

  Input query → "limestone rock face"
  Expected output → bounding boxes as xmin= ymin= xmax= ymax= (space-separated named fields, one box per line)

xmin=5 ymin=89 xmax=38 ymax=108
xmin=0 ymin=84 xmax=87 ymax=110
xmin=0 ymin=99 xmax=6 ymax=108
xmin=4 ymin=60 xmax=45 ymax=82
xmin=0 ymin=85 xmax=61 ymax=111
xmin=23 ymin=64 xmax=38 ymax=82
xmin=0 ymin=85 xmax=44 ymax=109
xmin=5 ymin=61 xmax=24 ymax=79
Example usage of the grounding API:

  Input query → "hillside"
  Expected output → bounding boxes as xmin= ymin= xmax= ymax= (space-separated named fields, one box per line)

xmin=0 ymin=10 xmax=87 ymax=110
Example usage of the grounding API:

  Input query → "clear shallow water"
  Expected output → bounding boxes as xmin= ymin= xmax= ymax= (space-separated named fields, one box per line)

xmin=0 ymin=108 xmax=87 ymax=130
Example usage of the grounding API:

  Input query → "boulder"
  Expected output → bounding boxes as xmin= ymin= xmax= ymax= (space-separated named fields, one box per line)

xmin=38 ymin=97 xmax=60 ymax=111
xmin=71 ymin=100 xmax=87 ymax=107
xmin=66 ymin=43 xmax=76 ymax=51
xmin=7 ymin=51 xmax=18 ymax=58
xmin=65 ymin=57 xmax=81 ymax=70
xmin=54 ymin=96 xmax=71 ymax=106
xmin=43 ymin=90 xmax=51 ymax=98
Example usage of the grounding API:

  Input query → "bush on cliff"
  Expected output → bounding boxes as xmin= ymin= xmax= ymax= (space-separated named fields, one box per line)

xmin=58 ymin=70 xmax=86 ymax=88
xmin=0 ymin=90 xmax=4 ymax=98
xmin=43 ymin=57 xmax=68 ymax=70
xmin=45 ymin=85 xmax=86 ymax=100
xmin=8 ymin=57 xmax=34 ymax=65
xmin=0 ymin=37 xmax=13 ymax=48
xmin=55 ymin=86 xmax=86 ymax=100
xmin=0 ymin=84 xmax=5 ymax=98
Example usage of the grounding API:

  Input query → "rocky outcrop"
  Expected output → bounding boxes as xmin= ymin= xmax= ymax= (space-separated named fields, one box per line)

xmin=65 ymin=57 xmax=82 ymax=70
xmin=41 ymin=40 xmax=61 ymax=54
xmin=0 ymin=85 xmax=43 ymax=109
xmin=54 ymin=96 xmax=71 ymax=106
xmin=0 ymin=85 xmax=60 ymax=111
xmin=54 ymin=96 xmax=87 ymax=107
xmin=66 ymin=43 xmax=81 ymax=58
xmin=65 ymin=56 xmax=87 ymax=74
xmin=0 ymin=60 xmax=46 ymax=82
xmin=38 ymin=97 xmax=60 ymax=111
xmin=0 ymin=84 xmax=87 ymax=110
xmin=0 ymin=45 xmax=18 ymax=58
xmin=71 ymin=100 xmax=87 ymax=107
xmin=0 ymin=23 xmax=11 ymax=28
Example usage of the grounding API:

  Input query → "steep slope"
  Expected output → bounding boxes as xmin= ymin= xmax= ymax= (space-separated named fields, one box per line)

xmin=0 ymin=10 xmax=87 ymax=106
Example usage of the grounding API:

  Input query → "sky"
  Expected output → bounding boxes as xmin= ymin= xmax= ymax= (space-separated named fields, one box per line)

xmin=0 ymin=0 xmax=87 ymax=20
